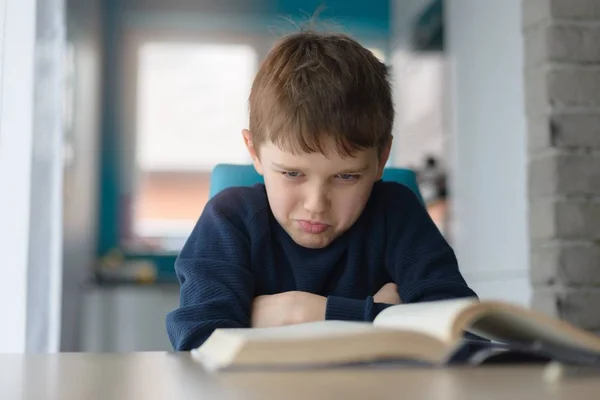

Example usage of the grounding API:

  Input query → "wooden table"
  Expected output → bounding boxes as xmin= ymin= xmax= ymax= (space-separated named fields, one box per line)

xmin=1 ymin=352 xmax=599 ymax=399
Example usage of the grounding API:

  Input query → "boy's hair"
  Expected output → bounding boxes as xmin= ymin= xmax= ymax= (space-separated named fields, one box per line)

xmin=248 ymin=31 xmax=394 ymax=157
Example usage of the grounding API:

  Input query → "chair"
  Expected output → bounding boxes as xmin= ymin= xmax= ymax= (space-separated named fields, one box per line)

xmin=209 ymin=163 xmax=424 ymax=204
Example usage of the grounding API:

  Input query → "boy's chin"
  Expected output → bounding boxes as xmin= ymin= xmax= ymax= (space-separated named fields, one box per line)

xmin=289 ymin=231 xmax=337 ymax=249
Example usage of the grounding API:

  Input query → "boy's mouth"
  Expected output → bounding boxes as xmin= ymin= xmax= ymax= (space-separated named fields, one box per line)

xmin=296 ymin=220 xmax=329 ymax=234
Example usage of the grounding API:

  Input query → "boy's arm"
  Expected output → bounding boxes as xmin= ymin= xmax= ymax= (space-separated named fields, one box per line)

xmin=251 ymin=284 xmax=399 ymax=327
xmin=325 ymin=295 xmax=395 ymax=322
xmin=165 ymin=199 xmax=254 ymax=351
xmin=324 ymin=281 xmax=402 ymax=322
xmin=385 ymin=185 xmax=477 ymax=304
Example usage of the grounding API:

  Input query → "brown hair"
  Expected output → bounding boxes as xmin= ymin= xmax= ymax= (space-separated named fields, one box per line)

xmin=248 ymin=31 xmax=394 ymax=157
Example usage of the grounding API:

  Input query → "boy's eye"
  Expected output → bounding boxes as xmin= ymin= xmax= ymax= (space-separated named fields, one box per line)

xmin=337 ymin=174 xmax=360 ymax=181
xmin=283 ymin=171 xmax=302 ymax=178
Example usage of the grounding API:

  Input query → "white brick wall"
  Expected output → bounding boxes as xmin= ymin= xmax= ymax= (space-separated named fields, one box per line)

xmin=549 ymin=0 xmax=600 ymax=20
xmin=524 ymin=0 xmax=600 ymax=24
xmin=529 ymin=152 xmax=600 ymax=195
xmin=524 ymin=0 xmax=600 ymax=330
xmin=532 ymin=287 xmax=600 ymax=330
xmin=547 ymin=68 xmax=600 ymax=108
xmin=531 ymin=242 xmax=600 ymax=285
xmin=525 ymin=24 xmax=600 ymax=65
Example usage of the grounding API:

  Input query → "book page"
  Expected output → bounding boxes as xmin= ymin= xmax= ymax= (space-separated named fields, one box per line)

xmin=373 ymin=298 xmax=477 ymax=343
xmin=463 ymin=302 xmax=600 ymax=353
xmin=222 ymin=321 xmax=377 ymax=341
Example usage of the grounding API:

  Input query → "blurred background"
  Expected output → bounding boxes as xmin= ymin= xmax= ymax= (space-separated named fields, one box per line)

xmin=2 ymin=0 xmax=597 ymax=353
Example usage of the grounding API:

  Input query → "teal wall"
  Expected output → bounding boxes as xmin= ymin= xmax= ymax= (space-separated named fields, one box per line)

xmin=274 ymin=0 xmax=390 ymax=38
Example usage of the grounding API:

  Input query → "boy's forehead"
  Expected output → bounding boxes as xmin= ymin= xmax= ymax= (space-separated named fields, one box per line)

xmin=260 ymin=140 xmax=377 ymax=168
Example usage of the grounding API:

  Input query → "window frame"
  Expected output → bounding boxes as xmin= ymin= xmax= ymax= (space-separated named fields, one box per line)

xmin=98 ymin=28 xmax=270 ymax=282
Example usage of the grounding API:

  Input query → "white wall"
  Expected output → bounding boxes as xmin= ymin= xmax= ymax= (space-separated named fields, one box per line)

xmin=27 ymin=0 xmax=66 ymax=354
xmin=445 ymin=0 xmax=530 ymax=306
xmin=0 ymin=0 xmax=36 ymax=353
xmin=0 ymin=0 xmax=66 ymax=353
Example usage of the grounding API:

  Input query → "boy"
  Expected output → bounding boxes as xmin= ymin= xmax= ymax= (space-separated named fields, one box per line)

xmin=166 ymin=31 xmax=477 ymax=351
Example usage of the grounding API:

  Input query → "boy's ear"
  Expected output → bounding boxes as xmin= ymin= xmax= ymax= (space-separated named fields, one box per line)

xmin=376 ymin=137 xmax=393 ymax=179
xmin=242 ymin=129 xmax=264 ymax=175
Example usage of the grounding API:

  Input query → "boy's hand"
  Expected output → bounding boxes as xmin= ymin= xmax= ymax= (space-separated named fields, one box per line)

xmin=374 ymin=283 xmax=401 ymax=305
xmin=251 ymin=291 xmax=326 ymax=328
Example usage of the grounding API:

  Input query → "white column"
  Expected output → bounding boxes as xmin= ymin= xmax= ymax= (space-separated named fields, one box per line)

xmin=0 ymin=0 xmax=37 ymax=353
xmin=445 ymin=0 xmax=530 ymax=306
xmin=27 ymin=0 xmax=65 ymax=353
xmin=0 ymin=0 xmax=65 ymax=353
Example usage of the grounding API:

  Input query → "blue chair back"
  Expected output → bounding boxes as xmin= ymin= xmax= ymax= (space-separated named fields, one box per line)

xmin=209 ymin=164 xmax=424 ymax=204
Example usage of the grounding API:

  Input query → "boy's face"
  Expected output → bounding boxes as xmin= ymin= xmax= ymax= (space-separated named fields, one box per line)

xmin=243 ymin=130 xmax=390 ymax=249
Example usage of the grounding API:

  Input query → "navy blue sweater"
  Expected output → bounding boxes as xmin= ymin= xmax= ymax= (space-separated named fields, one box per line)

xmin=166 ymin=181 xmax=477 ymax=351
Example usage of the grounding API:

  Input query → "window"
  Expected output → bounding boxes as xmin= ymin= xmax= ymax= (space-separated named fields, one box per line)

xmin=130 ymin=42 xmax=258 ymax=252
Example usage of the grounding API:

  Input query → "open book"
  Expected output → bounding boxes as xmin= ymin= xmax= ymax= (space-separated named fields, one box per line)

xmin=191 ymin=298 xmax=600 ymax=371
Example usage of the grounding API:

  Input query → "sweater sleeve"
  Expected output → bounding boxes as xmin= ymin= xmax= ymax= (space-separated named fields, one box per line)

xmin=165 ymin=195 xmax=255 ymax=351
xmin=325 ymin=296 xmax=393 ymax=322
xmin=385 ymin=185 xmax=477 ymax=304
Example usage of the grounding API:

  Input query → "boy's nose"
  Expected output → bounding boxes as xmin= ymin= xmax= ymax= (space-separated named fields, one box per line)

xmin=302 ymin=187 xmax=330 ymax=214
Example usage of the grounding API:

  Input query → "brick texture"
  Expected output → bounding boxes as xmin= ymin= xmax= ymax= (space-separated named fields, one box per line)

xmin=524 ymin=0 xmax=600 ymax=331
xmin=547 ymin=68 xmax=600 ymax=108
xmin=550 ymin=0 xmax=600 ymax=20
xmin=550 ymin=114 xmax=600 ymax=148
xmin=548 ymin=25 xmax=600 ymax=63
xmin=529 ymin=152 xmax=600 ymax=195
xmin=532 ymin=287 xmax=600 ymax=330
xmin=531 ymin=242 xmax=600 ymax=285
xmin=528 ymin=199 xmax=600 ymax=240
xmin=523 ymin=0 xmax=551 ymax=27
xmin=524 ymin=24 xmax=600 ymax=66
xmin=528 ymin=113 xmax=600 ymax=150
xmin=523 ymin=0 xmax=600 ymax=27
